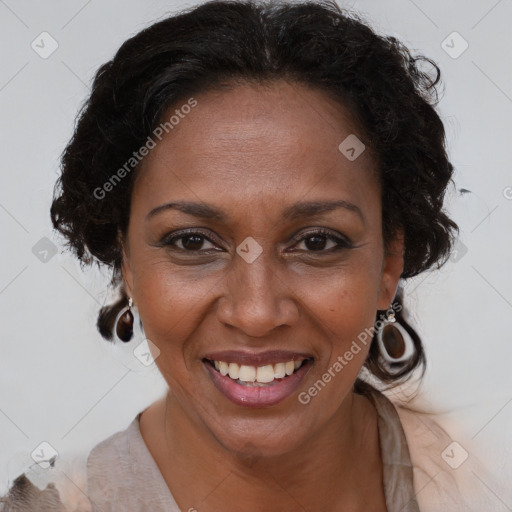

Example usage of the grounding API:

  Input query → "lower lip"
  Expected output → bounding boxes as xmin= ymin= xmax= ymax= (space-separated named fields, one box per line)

xmin=203 ymin=360 xmax=313 ymax=408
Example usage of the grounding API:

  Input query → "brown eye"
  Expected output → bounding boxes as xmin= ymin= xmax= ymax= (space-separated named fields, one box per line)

xmin=180 ymin=234 xmax=207 ymax=251
xmin=159 ymin=229 xmax=221 ymax=253
xmin=292 ymin=229 xmax=353 ymax=253
xmin=303 ymin=234 xmax=331 ymax=251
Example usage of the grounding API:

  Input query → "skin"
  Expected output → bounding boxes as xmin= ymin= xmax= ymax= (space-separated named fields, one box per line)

xmin=121 ymin=80 xmax=404 ymax=512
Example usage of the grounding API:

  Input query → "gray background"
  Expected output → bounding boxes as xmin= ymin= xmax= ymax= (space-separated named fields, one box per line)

xmin=0 ymin=0 xmax=511 ymax=506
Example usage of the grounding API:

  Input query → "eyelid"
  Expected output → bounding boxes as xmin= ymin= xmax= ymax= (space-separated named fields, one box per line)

xmin=289 ymin=227 xmax=354 ymax=250
xmin=156 ymin=226 xmax=353 ymax=254
xmin=293 ymin=227 xmax=352 ymax=242
xmin=158 ymin=228 xmax=224 ymax=250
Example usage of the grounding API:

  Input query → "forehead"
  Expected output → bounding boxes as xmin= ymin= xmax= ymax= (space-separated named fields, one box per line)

xmin=133 ymin=80 xmax=379 ymax=214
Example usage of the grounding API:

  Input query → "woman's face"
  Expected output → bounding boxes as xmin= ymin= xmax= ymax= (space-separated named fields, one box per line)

xmin=122 ymin=80 xmax=403 ymax=457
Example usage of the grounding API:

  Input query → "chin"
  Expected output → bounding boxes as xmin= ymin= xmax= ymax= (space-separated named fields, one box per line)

xmin=209 ymin=414 xmax=309 ymax=461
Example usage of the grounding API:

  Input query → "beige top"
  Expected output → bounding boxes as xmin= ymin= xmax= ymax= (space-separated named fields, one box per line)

xmin=2 ymin=384 xmax=488 ymax=511
xmin=84 ymin=384 xmax=478 ymax=512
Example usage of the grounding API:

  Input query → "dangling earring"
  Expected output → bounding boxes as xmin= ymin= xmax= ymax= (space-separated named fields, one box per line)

xmin=376 ymin=308 xmax=414 ymax=363
xmin=114 ymin=297 xmax=134 ymax=343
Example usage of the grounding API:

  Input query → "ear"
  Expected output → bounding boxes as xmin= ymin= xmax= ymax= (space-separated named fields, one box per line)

xmin=119 ymin=232 xmax=134 ymax=299
xmin=376 ymin=229 xmax=404 ymax=310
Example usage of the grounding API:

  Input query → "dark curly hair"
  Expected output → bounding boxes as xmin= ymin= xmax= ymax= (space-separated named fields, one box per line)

xmin=50 ymin=0 xmax=458 ymax=386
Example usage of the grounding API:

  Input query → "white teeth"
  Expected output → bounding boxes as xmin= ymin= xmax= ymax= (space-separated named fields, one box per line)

xmin=219 ymin=361 xmax=229 ymax=376
xmin=274 ymin=362 xmax=286 ymax=379
xmin=211 ymin=358 xmax=308 ymax=384
xmin=228 ymin=363 xmax=240 ymax=380
xmin=256 ymin=365 xmax=275 ymax=383
xmin=238 ymin=365 xmax=256 ymax=382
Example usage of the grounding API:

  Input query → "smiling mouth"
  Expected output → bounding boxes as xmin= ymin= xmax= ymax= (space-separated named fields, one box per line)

xmin=203 ymin=358 xmax=313 ymax=386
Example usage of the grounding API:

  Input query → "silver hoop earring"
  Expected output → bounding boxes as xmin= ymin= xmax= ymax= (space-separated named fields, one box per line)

xmin=376 ymin=309 xmax=414 ymax=364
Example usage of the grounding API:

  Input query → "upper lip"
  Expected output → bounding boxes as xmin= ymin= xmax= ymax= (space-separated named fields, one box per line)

xmin=202 ymin=350 xmax=313 ymax=367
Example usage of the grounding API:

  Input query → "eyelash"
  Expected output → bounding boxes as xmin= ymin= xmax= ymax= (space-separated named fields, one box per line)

xmin=158 ymin=228 xmax=353 ymax=254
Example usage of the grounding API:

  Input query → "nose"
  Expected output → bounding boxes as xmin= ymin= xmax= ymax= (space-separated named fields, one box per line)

xmin=216 ymin=250 xmax=300 ymax=338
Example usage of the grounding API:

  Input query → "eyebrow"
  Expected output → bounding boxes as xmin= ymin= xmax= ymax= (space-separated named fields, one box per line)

xmin=146 ymin=201 xmax=228 ymax=222
xmin=282 ymin=199 xmax=363 ymax=222
xmin=146 ymin=199 xmax=364 ymax=222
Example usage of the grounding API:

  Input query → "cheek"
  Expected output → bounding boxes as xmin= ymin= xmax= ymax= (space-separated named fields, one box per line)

xmin=131 ymin=261 xmax=217 ymax=354
xmin=299 ymin=263 xmax=381 ymax=338
xmin=296 ymin=273 xmax=378 ymax=411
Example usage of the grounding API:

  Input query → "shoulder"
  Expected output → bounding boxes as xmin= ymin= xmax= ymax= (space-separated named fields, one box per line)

xmin=85 ymin=407 xmax=181 ymax=512
xmin=392 ymin=398 xmax=493 ymax=512
xmin=0 ymin=413 xmax=148 ymax=512
xmin=87 ymin=418 xmax=136 ymax=467
xmin=85 ymin=409 xmax=180 ymax=511
xmin=86 ymin=413 xmax=142 ymax=502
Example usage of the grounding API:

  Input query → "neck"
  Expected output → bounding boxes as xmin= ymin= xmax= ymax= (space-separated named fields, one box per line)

xmin=155 ymin=390 xmax=383 ymax=512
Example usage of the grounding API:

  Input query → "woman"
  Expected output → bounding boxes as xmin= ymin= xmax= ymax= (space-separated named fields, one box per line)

xmin=1 ymin=0 xmax=485 ymax=510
